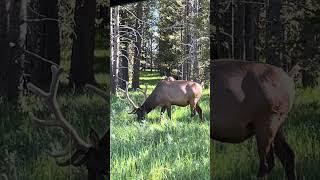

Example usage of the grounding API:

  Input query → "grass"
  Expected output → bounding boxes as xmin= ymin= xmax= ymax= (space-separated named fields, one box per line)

xmin=211 ymin=87 xmax=320 ymax=180
xmin=111 ymin=71 xmax=210 ymax=180
xmin=0 ymin=47 xmax=109 ymax=179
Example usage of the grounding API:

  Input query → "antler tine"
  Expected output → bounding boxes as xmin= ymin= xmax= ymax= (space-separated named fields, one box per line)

xmin=125 ymin=82 xmax=139 ymax=109
xmin=49 ymin=65 xmax=63 ymax=98
xmin=0 ymin=174 xmax=8 ymax=180
xmin=85 ymin=84 xmax=109 ymax=101
xmin=136 ymin=84 xmax=148 ymax=101
xmin=47 ymin=148 xmax=71 ymax=158
xmin=27 ymin=65 xmax=91 ymax=156
xmin=55 ymin=149 xmax=86 ymax=167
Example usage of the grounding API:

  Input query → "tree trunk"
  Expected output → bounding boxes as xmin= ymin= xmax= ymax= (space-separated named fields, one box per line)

xmin=0 ymin=0 xmax=10 ymax=99
xmin=234 ymin=1 xmax=246 ymax=59
xmin=27 ymin=0 xmax=60 ymax=91
xmin=131 ymin=2 xmax=143 ymax=89
xmin=120 ymin=43 xmax=129 ymax=90
xmin=192 ymin=0 xmax=200 ymax=82
xmin=266 ymin=0 xmax=283 ymax=67
xmin=0 ymin=0 xmax=26 ymax=103
xmin=70 ymin=0 xmax=97 ymax=88
xmin=183 ymin=0 xmax=192 ymax=81
xmin=245 ymin=3 xmax=258 ymax=61
xmin=211 ymin=0 xmax=220 ymax=60
xmin=111 ymin=7 xmax=119 ymax=93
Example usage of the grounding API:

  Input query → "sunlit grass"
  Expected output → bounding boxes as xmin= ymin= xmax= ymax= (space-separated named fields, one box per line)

xmin=111 ymin=71 xmax=210 ymax=180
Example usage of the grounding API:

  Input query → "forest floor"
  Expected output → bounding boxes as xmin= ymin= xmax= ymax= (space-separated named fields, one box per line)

xmin=0 ymin=49 xmax=109 ymax=180
xmin=211 ymin=87 xmax=320 ymax=179
xmin=111 ymin=71 xmax=210 ymax=180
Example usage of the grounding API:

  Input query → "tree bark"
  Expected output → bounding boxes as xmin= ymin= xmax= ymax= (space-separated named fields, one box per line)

xmin=111 ymin=6 xmax=120 ymax=93
xmin=120 ymin=43 xmax=129 ymax=90
xmin=70 ymin=0 xmax=97 ymax=88
xmin=0 ymin=0 xmax=10 ymax=99
xmin=192 ymin=0 xmax=200 ymax=82
xmin=245 ymin=3 xmax=258 ymax=61
xmin=234 ymin=1 xmax=246 ymax=59
xmin=131 ymin=2 xmax=143 ymax=89
xmin=0 ymin=0 xmax=26 ymax=103
xmin=27 ymin=0 xmax=60 ymax=91
xmin=266 ymin=0 xmax=283 ymax=67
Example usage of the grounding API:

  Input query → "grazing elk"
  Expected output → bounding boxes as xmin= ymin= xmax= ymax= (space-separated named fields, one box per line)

xmin=211 ymin=60 xmax=301 ymax=180
xmin=27 ymin=66 xmax=109 ymax=180
xmin=125 ymin=79 xmax=203 ymax=120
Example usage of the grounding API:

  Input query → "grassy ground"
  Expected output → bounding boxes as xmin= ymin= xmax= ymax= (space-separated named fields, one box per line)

xmin=111 ymin=71 xmax=210 ymax=180
xmin=0 ymin=48 xmax=109 ymax=179
xmin=211 ymin=87 xmax=320 ymax=180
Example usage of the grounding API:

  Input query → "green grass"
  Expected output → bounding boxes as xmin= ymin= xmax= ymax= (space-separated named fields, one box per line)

xmin=211 ymin=87 xmax=320 ymax=180
xmin=111 ymin=71 xmax=210 ymax=180
xmin=0 ymin=48 xmax=109 ymax=179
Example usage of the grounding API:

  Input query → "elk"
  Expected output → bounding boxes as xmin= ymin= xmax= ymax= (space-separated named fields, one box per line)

xmin=211 ymin=60 xmax=300 ymax=180
xmin=27 ymin=66 xmax=109 ymax=180
xmin=125 ymin=79 xmax=203 ymax=120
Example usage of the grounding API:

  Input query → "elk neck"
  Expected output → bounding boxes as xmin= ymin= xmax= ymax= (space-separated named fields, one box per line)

xmin=140 ymin=93 xmax=158 ymax=113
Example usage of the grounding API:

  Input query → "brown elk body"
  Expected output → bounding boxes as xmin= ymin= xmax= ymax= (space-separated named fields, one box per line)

xmin=211 ymin=60 xmax=299 ymax=179
xmin=128 ymin=80 xmax=203 ymax=120
xmin=27 ymin=66 xmax=109 ymax=180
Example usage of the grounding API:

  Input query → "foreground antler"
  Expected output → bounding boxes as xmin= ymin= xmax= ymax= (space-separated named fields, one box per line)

xmin=27 ymin=66 xmax=91 ymax=165
xmin=85 ymin=84 xmax=109 ymax=101
xmin=28 ymin=66 xmax=109 ymax=178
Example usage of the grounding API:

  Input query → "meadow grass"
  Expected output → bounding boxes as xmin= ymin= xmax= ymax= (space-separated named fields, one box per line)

xmin=211 ymin=87 xmax=320 ymax=180
xmin=111 ymin=71 xmax=210 ymax=180
xmin=0 ymin=48 xmax=109 ymax=179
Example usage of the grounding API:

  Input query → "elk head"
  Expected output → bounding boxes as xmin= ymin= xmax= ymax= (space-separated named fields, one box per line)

xmin=27 ymin=66 xmax=109 ymax=180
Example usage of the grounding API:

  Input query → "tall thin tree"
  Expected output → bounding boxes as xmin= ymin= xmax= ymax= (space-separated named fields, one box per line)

xmin=70 ymin=0 xmax=97 ymax=88
xmin=131 ymin=2 xmax=143 ymax=89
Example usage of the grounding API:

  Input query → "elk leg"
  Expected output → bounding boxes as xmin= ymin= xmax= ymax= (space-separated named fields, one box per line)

xmin=161 ymin=107 xmax=166 ymax=115
xmin=266 ymin=144 xmax=275 ymax=173
xmin=167 ymin=106 xmax=172 ymax=120
xmin=160 ymin=107 xmax=166 ymax=120
xmin=274 ymin=128 xmax=296 ymax=180
xmin=190 ymin=101 xmax=196 ymax=117
xmin=255 ymin=117 xmax=279 ymax=179
xmin=195 ymin=104 xmax=203 ymax=120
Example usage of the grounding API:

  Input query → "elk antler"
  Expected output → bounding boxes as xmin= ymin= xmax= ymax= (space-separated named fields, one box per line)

xmin=138 ymin=84 xmax=148 ymax=103
xmin=27 ymin=65 xmax=91 ymax=165
xmin=85 ymin=84 xmax=109 ymax=101
xmin=117 ymin=82 xmax=148 ymax=113
xmin=124 ymin=82 xmax=139 ymax=112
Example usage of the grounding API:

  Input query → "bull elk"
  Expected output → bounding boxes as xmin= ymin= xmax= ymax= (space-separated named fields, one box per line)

xmin=27 ymin=66 xmax=109 ymax=180
xmin=211 ymin=60 xmax=301 ymax=180
xmin=125 ymin=79 xmax=203 ymax=120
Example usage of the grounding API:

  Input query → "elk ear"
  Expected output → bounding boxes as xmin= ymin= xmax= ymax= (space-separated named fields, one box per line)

xmin=89 ymin=128 xmax=100 ymax=149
